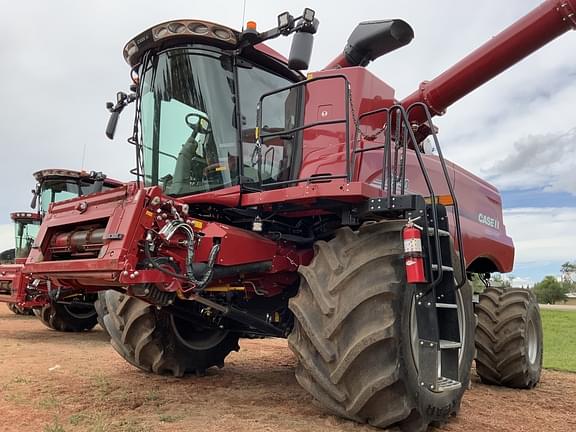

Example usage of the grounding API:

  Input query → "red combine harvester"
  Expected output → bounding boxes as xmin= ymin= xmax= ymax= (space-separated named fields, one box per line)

xmin=1 ymin=211 xmax=41 ymax=314
xmin=0 ymin=169 xmax=122 ymax=330
xmin=24 ymin=1 xmax=574 ymax=429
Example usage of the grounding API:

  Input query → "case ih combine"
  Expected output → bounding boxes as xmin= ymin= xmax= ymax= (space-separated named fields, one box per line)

xmin=22 ymin=0 xmax=574 ymax=429
xmin=0 ymin=169 xmax=121 ymax=330
xmin=2 ymin=211 xmax=41 ymax=314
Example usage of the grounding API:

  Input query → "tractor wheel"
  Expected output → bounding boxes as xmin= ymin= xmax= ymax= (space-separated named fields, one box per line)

xmin=475 ymin=287 xmax=543 ymax=388
xmin=8 ymin=303 xmax=33 ymax=315
xmin=101 ymin=290 xmax=240 ymax=377
xmin=288 ymin=221 xmax=475 ymax=431
xmin=35 ymin=301 xmax=98 ymax=332
xmin=94 ymin=291 xmax=110 ymax=338
xmin=8 ymin=303 xmax=24 ymax=314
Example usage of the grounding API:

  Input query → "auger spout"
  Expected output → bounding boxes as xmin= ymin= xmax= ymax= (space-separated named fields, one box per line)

xmin=401 ymin=0 xmax=576 ymax=124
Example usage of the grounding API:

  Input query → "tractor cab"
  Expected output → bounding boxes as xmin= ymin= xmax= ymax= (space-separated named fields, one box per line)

xmin=138 ymin=45 xmax=302 ymax=195
xmin=10 ymin=212 xmax=41 ymax=262
xmin=106 ymin=11 xmax=321 ymax=197
xmin=31 ymin=169 xmax=124 ymax=214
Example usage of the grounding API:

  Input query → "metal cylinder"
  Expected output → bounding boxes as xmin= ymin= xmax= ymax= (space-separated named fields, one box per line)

xmin=49 ymin=227 xmax=105 ymax=256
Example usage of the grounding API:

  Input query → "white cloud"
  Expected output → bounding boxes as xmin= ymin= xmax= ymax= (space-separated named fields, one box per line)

xmin=504 ymin=207 xmax=576 ymax=264
xmin=485 ymin=129 xmax=576 ymax=195
xmin=509 ymin=276 xmax=534 ymax=288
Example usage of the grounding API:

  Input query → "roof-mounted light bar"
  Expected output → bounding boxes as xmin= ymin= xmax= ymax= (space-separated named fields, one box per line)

xmin=33 ymin=169 xmax=92 ymax=182
xmin=10 ymin=212 xmax=41 ymax=222
xmin=123 ymin=19 xmax=239 ymax=66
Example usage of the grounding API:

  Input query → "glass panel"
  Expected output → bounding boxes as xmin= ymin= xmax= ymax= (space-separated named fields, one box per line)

xmin=140 ymin=47 xmax=298 ymax=194
xmin=238 ymin=71 xmax=299 ymax=184
xmin=78 ymin=179 xmax=117 ymax=196
xmin=14 ymin=220 xmax=40 ymax=259
xmin=40 ymin=180 xmax=79 ymax=214
xmin=39 ymin=178 xmax=118 ymax=213
xmin=140 ymin=48 xmax=238 ymax=195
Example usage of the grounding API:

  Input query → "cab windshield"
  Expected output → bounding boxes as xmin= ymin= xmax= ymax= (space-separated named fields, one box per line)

xmin=14 ymin=219 xmax=40 ymax=259
xmin=40 ymin=178 xmax=117 ymax=214
xmin=139 ymin=46 xmax=299 ymax=196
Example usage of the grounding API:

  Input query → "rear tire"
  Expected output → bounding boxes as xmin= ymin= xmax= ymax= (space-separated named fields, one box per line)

xmin=102 ymin=290 xmax=240 ymax=377
xmin=35 ymin=301 xmax=98 ymax=332
xmin=475 ymin=287 xmax=542 ymax=388
xmin=288 ymin=221 xmax=475 ymax=431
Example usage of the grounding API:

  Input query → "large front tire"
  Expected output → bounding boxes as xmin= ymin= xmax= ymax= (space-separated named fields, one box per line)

xmin=35 ymin=301 xmax=98 ymax=332
xmin=288 ymin=221 xmax=475 ymax=431
xmin=101 ymin=290 xmax=239 ymax=377
xmin=475 ymin=287 xmax=543 ymax=388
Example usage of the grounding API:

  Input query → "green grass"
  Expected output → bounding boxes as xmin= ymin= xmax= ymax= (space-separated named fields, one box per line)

xmin=541 ymin=309 xmax=576 ymax=372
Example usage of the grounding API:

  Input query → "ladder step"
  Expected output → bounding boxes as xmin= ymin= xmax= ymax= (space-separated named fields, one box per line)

xmin=434 ymin=376 xmax=462 ymax=393
xmin=439 ymin=339 xmax=462 ymax=350
xmin=427 ymin=228 xmax=450 ymax=237
xmin=436 ymin=302 xmax=458 ymax=309
xmin=431 ymin=264 xmax=453 ymax=272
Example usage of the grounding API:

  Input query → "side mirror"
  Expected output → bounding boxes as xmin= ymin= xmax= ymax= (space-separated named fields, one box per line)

xmin=30 ymin=186 xmax=39 ymax=209
xmin=17 ymin=222 xmax=25 ymax=238
xmin=105 ymin=91 xmax=136 ymax=140
xmin=288 ymin=12 xmax=318 ymax=70
xmin=106 ymin=110 xmax=120 ymax=140
xmin=288 ymin=30 xmax=314 ymax=70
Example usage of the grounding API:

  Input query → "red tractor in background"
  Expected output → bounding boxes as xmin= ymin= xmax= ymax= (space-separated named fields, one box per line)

xmin=2 ymin=211 xmax=41 ymax=315
xmin=22 ymin=1 xmax=575 ymax=430
xmin=0 ymin=169 xmax=122 ymax=330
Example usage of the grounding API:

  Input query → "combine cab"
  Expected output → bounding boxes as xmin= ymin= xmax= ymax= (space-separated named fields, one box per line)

xmin=24 ymin=1 xmax=573 ymax=429
xmin=2 ymin=212 xmax=41 ymax=314
xmin=0 ymin=169 xmax=122 ymax=330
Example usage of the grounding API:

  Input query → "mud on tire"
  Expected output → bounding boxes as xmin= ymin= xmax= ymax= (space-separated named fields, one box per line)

xmin=288 ymin=221 xmax=475 ymax=431
xmin=35 ymin=301 xmax=98 ymax=332
xmin=101 ymin=290 xmax=240 ymax=377
xmin=475 ymin=287 xmax=543 ymax=388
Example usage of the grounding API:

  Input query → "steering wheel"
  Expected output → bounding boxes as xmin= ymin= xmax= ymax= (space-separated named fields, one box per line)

xmin=185 ymin=113 xmax=212 ymax=135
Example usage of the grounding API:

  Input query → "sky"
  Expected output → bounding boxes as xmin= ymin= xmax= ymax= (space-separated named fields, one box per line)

xmin=0 ymin=0 xmax=574 ymax=286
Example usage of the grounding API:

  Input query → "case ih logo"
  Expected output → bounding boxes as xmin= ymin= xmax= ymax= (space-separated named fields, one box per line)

xmin=478 ymin=213 xmax=500 ymax=230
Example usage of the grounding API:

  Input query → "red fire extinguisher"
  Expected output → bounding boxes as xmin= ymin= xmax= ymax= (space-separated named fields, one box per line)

xmin=403 ymin=220 xmax=427 ymax=283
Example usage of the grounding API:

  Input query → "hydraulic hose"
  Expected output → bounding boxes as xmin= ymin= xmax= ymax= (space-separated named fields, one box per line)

xmin=144 ymin=222 xmax=220 ymax=291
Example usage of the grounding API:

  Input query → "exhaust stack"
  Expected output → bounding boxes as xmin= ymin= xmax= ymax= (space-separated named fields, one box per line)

xmin=324 ymin=19 xmax=414 ymax=69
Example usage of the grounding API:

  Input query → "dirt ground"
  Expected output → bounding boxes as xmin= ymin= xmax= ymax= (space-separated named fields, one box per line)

xmin=1 ymin=307 xmax=575 ymax=432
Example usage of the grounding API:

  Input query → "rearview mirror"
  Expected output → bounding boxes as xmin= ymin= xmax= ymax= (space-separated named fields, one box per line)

xmin=105 ymin=91 xmax=136 ymax=140
xmin=288 ymin=31 xmax=314 ymax=70
xmin=106 ymin=110 xmax=120 ymax=140
xmin=30 ymin=185 xmax=40 ymax=209
xmin=288 ymin=15 xmax=318 ymax=70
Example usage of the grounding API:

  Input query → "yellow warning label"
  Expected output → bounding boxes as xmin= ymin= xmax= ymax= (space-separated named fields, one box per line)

xmin=192 ymin=220 xmax=203 ymax=229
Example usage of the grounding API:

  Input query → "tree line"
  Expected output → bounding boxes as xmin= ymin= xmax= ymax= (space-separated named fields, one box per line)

xmin=532 ymin=261 xmax=575 ymax=304
xmin=470 ymin=261 xmax=576 ymax=305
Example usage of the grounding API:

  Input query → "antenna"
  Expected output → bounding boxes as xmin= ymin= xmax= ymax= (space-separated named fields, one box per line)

xmin=241 ymin=0 xmax=247 ymax=31
xmin=81 ymin=141 xmax=87 ymax=171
